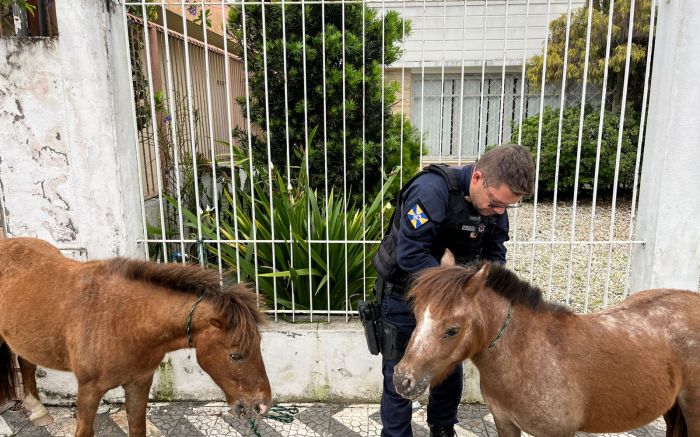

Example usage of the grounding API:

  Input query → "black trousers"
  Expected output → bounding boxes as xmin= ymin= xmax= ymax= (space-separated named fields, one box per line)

xmin=379 ymin=291 xmax=463 ymax=437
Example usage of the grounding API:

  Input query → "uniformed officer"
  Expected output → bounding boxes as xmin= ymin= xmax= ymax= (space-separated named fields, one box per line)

xmin=371 ymin=144 xmax=535 ymax=437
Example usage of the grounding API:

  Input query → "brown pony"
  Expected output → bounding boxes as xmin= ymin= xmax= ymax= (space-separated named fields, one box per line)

xmin=0 ymin=237 xmax=272 ymax=437
xmin=394 ymin=255 xmax=700 ymax=437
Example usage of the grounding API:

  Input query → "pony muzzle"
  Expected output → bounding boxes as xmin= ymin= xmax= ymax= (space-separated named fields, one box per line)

xmin=231 ymin=399 xmax=269 ymax=418
xmin=393 ymin=370 xmax=429 ymax=400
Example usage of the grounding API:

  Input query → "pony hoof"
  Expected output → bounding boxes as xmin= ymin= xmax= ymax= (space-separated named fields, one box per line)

xmin=30 ymin=412 xmax=54 ymax=427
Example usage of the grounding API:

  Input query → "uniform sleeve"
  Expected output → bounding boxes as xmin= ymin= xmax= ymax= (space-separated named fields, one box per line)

xmin=395 ymin=173 xmax=449 ymax=274
xmin=481 ymin=212 xmax=509 ymax=265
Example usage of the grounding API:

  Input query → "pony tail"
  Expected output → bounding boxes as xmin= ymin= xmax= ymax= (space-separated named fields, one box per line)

xmin=664 ymin=402 xmax=688 ymax=437
xmin=0 ymin=341 xmax=19 ymax=404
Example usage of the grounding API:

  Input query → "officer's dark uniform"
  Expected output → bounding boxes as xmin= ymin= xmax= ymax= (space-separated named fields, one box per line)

xmin=372 ymin=164 xmax=508 ymax=437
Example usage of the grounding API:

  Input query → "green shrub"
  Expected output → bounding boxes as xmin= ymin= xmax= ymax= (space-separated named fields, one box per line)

xmin=514 ymin=106 xmax=639 ymax=195
xmin=167 ymin=151 xmax=395 ymax=314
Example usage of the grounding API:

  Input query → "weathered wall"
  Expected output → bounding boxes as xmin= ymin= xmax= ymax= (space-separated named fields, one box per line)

xmin=0 ymin=0 xmax=142 ymax=258
xmin=37 ymin=320 xmax=483 ymax=405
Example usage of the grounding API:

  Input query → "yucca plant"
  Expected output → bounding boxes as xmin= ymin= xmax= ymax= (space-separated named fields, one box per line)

xmin=168 ymin=153 xmax=396 ymax=315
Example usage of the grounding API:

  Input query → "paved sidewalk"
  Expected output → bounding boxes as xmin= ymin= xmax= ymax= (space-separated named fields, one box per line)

xmin=1 ymin=401 xmax=665 ymax=436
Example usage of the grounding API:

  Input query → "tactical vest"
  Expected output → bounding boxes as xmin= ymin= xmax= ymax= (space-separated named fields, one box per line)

xmin=372 ymin=164 xmax=497 ymax=284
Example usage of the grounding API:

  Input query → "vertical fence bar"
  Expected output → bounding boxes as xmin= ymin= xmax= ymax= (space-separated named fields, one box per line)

xmin=438 ymin=0 xmax=447 ymax=160
xmin=497 ymin=0 xmax=509 ymax=145
xmin=584 ymin=0 xmax=616 ymax=312
xmin=419 ymin=0 xmax=426 ymax=169
xmin=528 ymin=0 xmax=551 ymax=285
xmin=380 ymin=0 xmax=386 ymax=226
xmin=199 ymin=0 xmax=224 ymax=277
xmin=140 ymin=3 xmax=168 ymax=260
xmin=399 ymin=0 xmax=406 ymax=185
xmin=362 ymin=3 xmax=367 ymax=297
xmin=240 ymin=0 xmax=261 ymax=298
xmin=300 ymin=0 xmax=313 ymax=321
xmin=281 ymin=0 xmax=296 ymax=321
xmin=545 ymin=0 xmax=573 ymax=299
xmin=511 ymin=0 xmax=531 ymax=272
xmin=342 ymin=0 xmax=349 ymax=321
xmin=221 ymin=1 xmax=243 ymax=285
xmin=179 ymin=0 xmax=205 ymax=266
xmin=477 ymin=0 xmax=489 ymax=158
xmin=122 ymin=4 xmax=150 ymax=259
xmin=623 ymin=0 xmax=657 ymax=299
xmin=260 ymin=0 xmax=278 ymax=314
xmin=603 ymin=0 xmax=637 ymax=307
xmin=565 ymin=0 xmax=594 ymax=304
xmin=457 ymin=0 xmax=468 ymax=164
xmin=322 ymin=0 xmax=331 ymax=320
xmin=160 ymin=0 xmax=186 ymax=264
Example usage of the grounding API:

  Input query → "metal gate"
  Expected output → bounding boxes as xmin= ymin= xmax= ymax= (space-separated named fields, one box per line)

xmin=122 ymin=0 xmax=655 ymax=320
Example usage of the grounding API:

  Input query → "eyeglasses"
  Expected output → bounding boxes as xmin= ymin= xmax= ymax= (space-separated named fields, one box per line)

xmin=482 ymin=177 xmax=523 ymax=209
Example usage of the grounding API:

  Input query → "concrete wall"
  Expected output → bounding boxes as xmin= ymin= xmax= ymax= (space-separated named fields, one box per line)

xmin=630 ymin=0 xmax=700 ymax=292
xmin=37 ymin=320 xmax=483 ymax=405
xmin=0 ymin=0 xmax=143 ymax=259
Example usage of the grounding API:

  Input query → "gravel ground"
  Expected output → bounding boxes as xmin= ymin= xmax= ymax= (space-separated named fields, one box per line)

xmin=503 ymin=197 xmax=641 ymax=313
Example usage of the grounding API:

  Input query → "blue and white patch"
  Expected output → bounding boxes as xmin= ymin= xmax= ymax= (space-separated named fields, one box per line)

xmin=407 ymin=203 xmax=430 ymax=229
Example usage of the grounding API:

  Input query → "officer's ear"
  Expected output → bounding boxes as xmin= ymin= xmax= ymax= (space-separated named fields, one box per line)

xmin=441 ymin=249 xmax=456 ymax=266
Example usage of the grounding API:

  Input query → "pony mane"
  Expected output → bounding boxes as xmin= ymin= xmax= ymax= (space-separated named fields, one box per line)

xmin=106 ymin=258 xmax=265 ymax=351
xmin=408 ymin=262 xmax=571 ymax=316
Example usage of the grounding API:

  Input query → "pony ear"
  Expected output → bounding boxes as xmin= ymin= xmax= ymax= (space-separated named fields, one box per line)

xmin=471 ymin=262 xmax=490 ymax=286
xmin=441 ymin=249 xmax=456 ymax=266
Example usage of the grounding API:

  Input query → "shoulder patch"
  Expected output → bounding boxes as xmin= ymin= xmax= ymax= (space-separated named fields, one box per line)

xmin=407 ymin=201 xmax=431 ymax=229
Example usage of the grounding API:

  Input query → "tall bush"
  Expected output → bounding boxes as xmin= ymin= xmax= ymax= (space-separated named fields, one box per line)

xmin=514 ymin=106 xmax=639 ymax=195
xmin=227 ymin=2 xmax=422 ymax=204
xmin=525 ymin=0 xmax=652 ymax=112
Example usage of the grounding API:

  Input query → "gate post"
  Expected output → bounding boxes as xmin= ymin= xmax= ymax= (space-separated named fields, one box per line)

xmin=631 ymin=0 xmax=700 ymax=292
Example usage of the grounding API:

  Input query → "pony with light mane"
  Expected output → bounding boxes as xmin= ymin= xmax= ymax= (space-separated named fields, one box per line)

xmin=394 ymin=251 xmax=700 ymax=437
xmin=0 ymin=237 xmax=271 ymax=437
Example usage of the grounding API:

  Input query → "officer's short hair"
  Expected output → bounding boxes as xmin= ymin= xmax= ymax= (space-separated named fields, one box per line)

xmin=475 ymin=144 xmax=535 ymax=196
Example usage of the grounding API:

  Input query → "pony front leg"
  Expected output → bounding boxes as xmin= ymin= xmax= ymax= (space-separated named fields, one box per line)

xmin=75 ymin=382 xmax=108 ymax=437
xmin=18 ymin=357 xmax=53 ymax=426
xmin=123 ymin=374 xmax=155 ymax=437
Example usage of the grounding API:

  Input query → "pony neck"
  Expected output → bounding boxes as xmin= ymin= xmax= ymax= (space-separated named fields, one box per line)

xmin=472 ymin=286 xmax=521 ymax=357
xmin=132 ymin=286 xmax=216 ymax=354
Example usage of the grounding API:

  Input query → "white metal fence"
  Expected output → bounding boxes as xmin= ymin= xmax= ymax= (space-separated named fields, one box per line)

xmin=123 ymin=0 xmax=656 ymax=320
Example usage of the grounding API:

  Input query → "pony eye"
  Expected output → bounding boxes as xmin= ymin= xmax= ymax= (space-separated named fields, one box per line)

xmin=444 ymin=327 xmax=460 ymax=338
xmin=230 ymin=352 xmax=245 ymax=361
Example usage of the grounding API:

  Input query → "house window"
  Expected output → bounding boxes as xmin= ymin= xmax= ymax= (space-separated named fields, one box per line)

xmin=411 ymin=73 xmax=563 ymax=160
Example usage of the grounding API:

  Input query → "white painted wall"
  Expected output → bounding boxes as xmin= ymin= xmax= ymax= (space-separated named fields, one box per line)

xmin=37 ymin=320 xmax=484 ymax=404
xmin=631 ymin=0 xmax=700 ymax=292
xmin=373 ymin=0 xmax=584 ymax=68
xmin=0 ymin=0 xmax=143 ymax=259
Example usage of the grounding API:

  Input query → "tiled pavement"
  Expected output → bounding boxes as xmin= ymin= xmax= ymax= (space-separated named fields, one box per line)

xmin=0 ymin=401 xmax=666 ymax=436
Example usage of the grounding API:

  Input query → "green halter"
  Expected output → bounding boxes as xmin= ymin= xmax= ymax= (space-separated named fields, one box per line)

xmin=186 ymin=290 xmax=206 ymax=347
xmin=487 ymin=306 xmax=513 ymax=350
